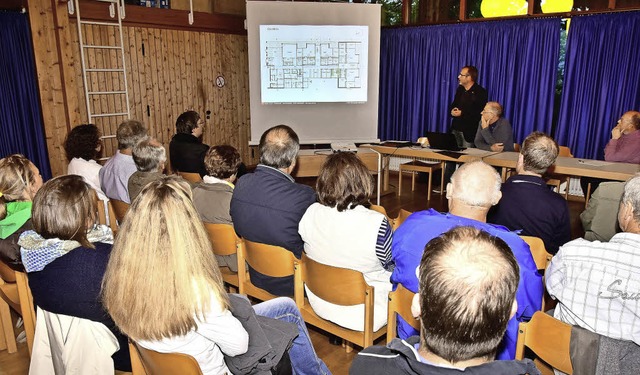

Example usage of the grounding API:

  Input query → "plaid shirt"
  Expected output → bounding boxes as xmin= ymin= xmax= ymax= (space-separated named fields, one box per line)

xmin=546 ymin=233 xmax=640 ymax=344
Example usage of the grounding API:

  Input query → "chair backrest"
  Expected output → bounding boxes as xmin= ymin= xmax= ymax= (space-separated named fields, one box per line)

xmin=387 ymin=284 xmax=419 ymax=343
xmin=392 ymin=209 xmax=413 ymax=231
xmin=514 ymin=143 xmax=521 ymax=152
xmin=515 ymin=311 xmax=573 ymax=374
xmin=558 ymin=146 xmax=573 ymax=158
xmin=110 ymin=199 xmax=130 ymax=224
xmin=300 ymin=254 xmax=370 ymax=306
xmin=204 ymin=223 xmax=239 ymax=257
xmin=520 ymin=236 xmax=552 ymax=272
xmin=130 ymin=341 xmax=203 ymax=375
xmin=95 ymin=195 xmax=118 ymax=233
xmin=237 ymin=239 xmax=298 ymax=300
xmin=177 ymin=171 xmax=202 ymax=184
xmin=15 ymin=271 xmax=36 ymax=356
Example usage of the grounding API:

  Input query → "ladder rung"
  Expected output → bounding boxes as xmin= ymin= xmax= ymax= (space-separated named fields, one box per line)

xmin=96 ymin=0 xmax=119 ymax=3
xmin=91 ymin=112 xmax=129 ymax=118
xmin=86 ymin=68 xmax=125 ymax=73
xmin=80 ymin=20 xmax=120 ymax=27
xmin=100 ymin=135 xmax=117 ymax=139
xmin=84 ymin=45 xmax=122 ymax=50
xmin=88 ymin=90 xmax=127 ymax=95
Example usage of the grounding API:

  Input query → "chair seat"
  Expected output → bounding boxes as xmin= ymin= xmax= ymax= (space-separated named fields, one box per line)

xmin=398 ymin=160 xmax=444 ymax=200
xmin=219 ymin=267 xmax=239 ymax=288
xmin=399 ymin=160 xmax=442 ymax=170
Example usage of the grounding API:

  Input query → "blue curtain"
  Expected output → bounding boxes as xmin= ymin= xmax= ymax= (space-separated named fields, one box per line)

xmin=0 ymin=11 xmax=52 ymax=180
xmin=379 ymin=18 xmax=561 ymax=144
xmin=555 ymin=11 xmax=640 ymax=160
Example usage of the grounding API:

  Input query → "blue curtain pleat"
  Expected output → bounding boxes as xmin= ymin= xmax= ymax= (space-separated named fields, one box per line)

xmin=379 ymin=18 xmax=561 ymax=144
xmin=555 ymin=11 xmax=640 ymax=159
xmin=0 ymin=11 xmax=52 ymax=180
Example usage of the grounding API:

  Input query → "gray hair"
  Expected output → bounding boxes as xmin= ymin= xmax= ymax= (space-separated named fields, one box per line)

xmin=259 ymin=125 xmax=300 ymax=169
xmin=117 ymin=120 xmax=148 ymax=150
xmin=133 ymin=139 xmax=166 ymax=172
xmin=450 ymin=160 xmax=501 ymax=208
xmin=521 ymin=132 xmax=559 ymax=174
xmin=486 ymin=102 xmax=502 ymax=116
xmin=622 ymin=174 xmax=640 ymax=223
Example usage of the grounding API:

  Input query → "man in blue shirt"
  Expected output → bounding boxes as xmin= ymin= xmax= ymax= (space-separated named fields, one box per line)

xmin=391 ymin=160 xmax=543 ymax=360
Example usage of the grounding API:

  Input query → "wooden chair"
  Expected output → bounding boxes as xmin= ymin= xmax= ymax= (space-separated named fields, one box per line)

xmin=546 ymin=146 xmax=573 ymax=199
xmin=0 ymin=263 xmax=36 ymax=356
xmin=392 ymin=209 xmax=412 ymax=231
xmin=110 ymin=199 xmax=130 ymax=224
xmin=129 ymin=341 xmax=203 ymax=375
xmin=177 ymin=171 xmax=202 ymax=184
xmin=95 ymin=195 xmax=118 ymax=233
xmin=515 ymin=311 xmax=573 ymax=375
xmin=398 ymin=160 xmax=444 ymax=201
xmin=369 ymin=204 xmax=390 ymax=220
xmin=294 ymin=254 xmax=386 ymax=352
xmin=237 ymin=239 xmax=299 ymax=301
xmin=203 ymin=223 xmax=240 ymax=288
xmin=386 ymin=284 xmax=419 ymax=343
xmin=520 ymin=235 xmax=553 ymax=311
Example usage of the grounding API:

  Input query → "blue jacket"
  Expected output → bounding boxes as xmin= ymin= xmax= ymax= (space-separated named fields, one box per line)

xmin=390 ymin=209 xmax=543 ymax=360
xmin=230 ymin=165 xmax=316 ymax=296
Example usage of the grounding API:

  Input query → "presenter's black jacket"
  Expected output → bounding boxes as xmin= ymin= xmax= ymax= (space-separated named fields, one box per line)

xmin=449 ymin=83 xmax=488 ymax=143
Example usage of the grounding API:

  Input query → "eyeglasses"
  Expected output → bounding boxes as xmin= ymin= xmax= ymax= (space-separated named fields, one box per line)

xmin=458 ymin=74 xmax=470 ymax=77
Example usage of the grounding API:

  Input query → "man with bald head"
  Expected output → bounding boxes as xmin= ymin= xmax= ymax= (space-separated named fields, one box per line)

xmin=391 ymin=160 xmax=542 ymax=360
xmin=230 ymin=125 xmax=316 ymax=296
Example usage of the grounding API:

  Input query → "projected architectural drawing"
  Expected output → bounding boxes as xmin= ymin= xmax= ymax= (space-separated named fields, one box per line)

xmin=260 ymin=25 xmax=369 ymax=103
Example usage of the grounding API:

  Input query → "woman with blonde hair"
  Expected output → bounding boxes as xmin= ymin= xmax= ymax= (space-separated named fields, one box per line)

xmin=102 ymin=176 xmax=330 ymax=375
xmin=0 ymin=154 xmax=43 ymax=271
xmin=18 ymin=175 xmax=130 ymax=371
xmin=299 ymin=152 xmax=393 ymax=332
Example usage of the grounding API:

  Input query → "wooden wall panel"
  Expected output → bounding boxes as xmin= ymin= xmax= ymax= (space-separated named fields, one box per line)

xmin=67 ymin=23 xmax=255 ymax=165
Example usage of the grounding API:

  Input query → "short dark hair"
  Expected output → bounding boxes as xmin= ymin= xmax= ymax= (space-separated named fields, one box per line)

xmin=64 ymin=124 xmax=101 ymax=161
xmin=317 ymin=152 xmax=373 ymax=212
xmin=521 ymin=131 xmax=559 ymax=174
xmin=259 ymin=125 xmax=299 ymax=169
xmin=419 ymin=226 xmax=519 ymax=363
xmin=175 ymin=111 xmax=201 ymax=134
xmin=133 ymin=139 xmax=166 ymax=172
xmin=116 ymin=120 xmax=147 ymax=150
xmin=32 ymin=175 xmax=97 ymax=249
xmin=463 ymin=65 xmax=478 ymax=82
xmin=204 ymin=145 xmax=241 ymax=179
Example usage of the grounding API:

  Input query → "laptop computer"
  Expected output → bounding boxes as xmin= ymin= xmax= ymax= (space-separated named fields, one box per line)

xmin=425 ymin=132 xmax=466 ymax=152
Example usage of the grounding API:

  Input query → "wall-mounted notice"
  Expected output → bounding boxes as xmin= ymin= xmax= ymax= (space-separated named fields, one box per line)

xmin=260 ymin=25 xmax=369 ymax=104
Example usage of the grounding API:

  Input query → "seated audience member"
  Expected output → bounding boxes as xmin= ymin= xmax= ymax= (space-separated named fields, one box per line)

xmin=18 ymin=175 xmax=130 ymax=371
xmin=391 ymin=160 xmax=542 ymax=360
xmin=547 ymin=174 xmax=640 ymax=344
xmin=128 ymin=138 xmax=166 ymax=202
xmin=581 ymin=110 xmax=640 ymax=195
xmin=231 ymin=125 xmax=316 ymax=296
xmin=581 ymin=180 xmax=626 ymax=242
xmin=193 ymin=145 xmax=242 ymax=272
xmin=169 ymin=110 xmax=209 ymax=176
xmin=299 ymin=152 xmax=393 ymax=332
xmin=488 ymin=131 xmax=570 ymax=254
xmin=101 ymin=176 xmax=330 ymax=375
xmin=351 ymin=226 xmax=540 ymax=375
xmin=473 ymin=101 xmax=515 ymax=152
xmin=64 ymin=123 xmax=107 ymax=200
xmin=0 ymin=155 xmax=43 ymax=271
xmin=99 ymin=120 xmax=148 ymax=203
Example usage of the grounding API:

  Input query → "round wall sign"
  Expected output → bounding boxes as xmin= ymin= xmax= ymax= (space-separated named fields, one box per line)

xmin=216 ymin=76 xmax=225 ymax=88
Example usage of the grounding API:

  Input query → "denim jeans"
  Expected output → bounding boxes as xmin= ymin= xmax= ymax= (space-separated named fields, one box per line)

xmin=253 ymin=297 xmax=332 ymax=375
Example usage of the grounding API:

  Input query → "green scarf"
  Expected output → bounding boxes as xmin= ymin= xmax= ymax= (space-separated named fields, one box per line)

xmin=0 ymin=201 xmax=32 ymax=240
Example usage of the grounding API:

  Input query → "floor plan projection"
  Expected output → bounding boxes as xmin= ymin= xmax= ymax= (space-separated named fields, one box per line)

xmin=260 ymin=25 xmax=369 ymax=103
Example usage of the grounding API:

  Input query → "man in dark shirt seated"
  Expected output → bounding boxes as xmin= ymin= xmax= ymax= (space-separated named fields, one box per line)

xmin=351 ymin=226 xmax=540 ymax=375
xmin=474 ymin=101 xmax=514 ymax=152
xmin=488 ymin=131 xmax=570 ymax=254
xmin=230 ymin=125 xmax=316 ymax=296
xmin=169 ymin=110 xmax=209 ymax=176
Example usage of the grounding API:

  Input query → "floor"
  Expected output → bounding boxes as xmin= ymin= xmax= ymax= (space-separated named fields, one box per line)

xmin=0 ymin=171 xmax=588 ymax=375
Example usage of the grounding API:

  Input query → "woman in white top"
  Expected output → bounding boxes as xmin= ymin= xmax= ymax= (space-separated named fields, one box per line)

xmin=101 ymin=176 xmax=330 ymax=375
xmin=299 ymin=152 xmax=393 ymax=332
xmin=64 ymin=124 xmax=107 ymax=200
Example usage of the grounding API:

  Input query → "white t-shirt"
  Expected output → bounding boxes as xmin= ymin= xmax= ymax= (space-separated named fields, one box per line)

xmin=67 ymin=158 xmax=107 ymax=201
